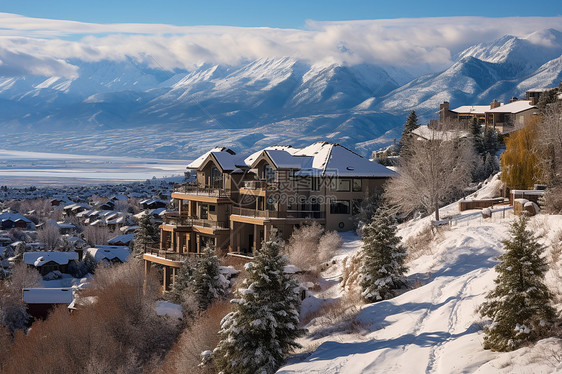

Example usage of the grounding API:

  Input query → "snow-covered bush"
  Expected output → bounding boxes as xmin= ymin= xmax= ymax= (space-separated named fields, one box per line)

xmin=286 ymin=222 xmax=342 ymax=271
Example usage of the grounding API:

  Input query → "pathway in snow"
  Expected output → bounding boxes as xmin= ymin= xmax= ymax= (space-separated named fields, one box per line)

xmin=279 ymin=212 xmax=516 ymax=374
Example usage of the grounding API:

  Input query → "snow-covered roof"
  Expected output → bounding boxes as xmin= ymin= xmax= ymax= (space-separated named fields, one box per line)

xmin=85 ymin=246 xmax=130 ymax=263
xmin=244 ymin=142 xmax=395 ymax=178
xmin=23 ymin=288 xmax=74 ymax=304
xmin=108 ymin=233 xmax=134 ymax=245
xmin=186 ymin=147 xmax=235 ymax=169
xmin=412 ymin=126 xmax=470 ymax=141
xmin=24 ymin=251 xmax=78 ymax=266
xmin=0 ymin=211 xmax=33 ymax=224
xmin=211 ymin=151 xmax=246 ymax=172
xmin=244 ymin=145 xmax=298 ymax=166
xmin=487 ymin=100 xmax=536 ymax=114
xmin=451 ymin=105 xmax=490 ymax=115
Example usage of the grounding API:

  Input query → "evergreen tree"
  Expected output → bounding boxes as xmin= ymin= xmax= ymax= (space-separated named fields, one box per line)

xmin=483 ymin=126 xmax=499 ymax=157
xmin=398 ymin=110 xmax=419 ymax=155
xmin=214 ymin=241 xmax=304 ymax=374
xmin=168 ymin=257 xmax=195 ymax=304
xmin=471 ymin=117 xmax=484 ymax=156
xmin=192 ymin=247 xmax=225 ymax=311
xmin=134 ymin=210 xmax=159 ymax=253
xmin=360 ymin=208 xmax=408 ymax=302
xmin=479 ymin=218 xmax=556 ymax=351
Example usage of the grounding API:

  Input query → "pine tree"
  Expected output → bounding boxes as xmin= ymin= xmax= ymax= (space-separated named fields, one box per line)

xmin=214 ymin=241 xmax=304 ymax=374
xmin=134 ymin=210 xmax=159 ymax=253
xmin=192 ymin=247 xmax=225 ymax=311
xmin=471 ymin=117 xmax=484 ymax=156
xmin=360 ymin=209 xmax=408 ymax=302
xmin=398 ymin=110 xmax=419 ymax=155
xmin=168 ymin=257 xmax=195 ymax=304
xmin=479 ymin=218 xmax=556 ymax=351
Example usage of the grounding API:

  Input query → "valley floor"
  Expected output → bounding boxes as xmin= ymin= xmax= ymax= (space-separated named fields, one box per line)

xmin=280 ymin=199 xmax=562 ymax=373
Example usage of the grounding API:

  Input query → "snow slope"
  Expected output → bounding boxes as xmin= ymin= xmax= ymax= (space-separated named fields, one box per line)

xmin=279 ymin=194 xmax=562 ymax=373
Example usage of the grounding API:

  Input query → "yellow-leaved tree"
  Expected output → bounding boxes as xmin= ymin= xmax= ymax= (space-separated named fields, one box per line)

xmin=500 ymin=118 xmax=542 ymax=189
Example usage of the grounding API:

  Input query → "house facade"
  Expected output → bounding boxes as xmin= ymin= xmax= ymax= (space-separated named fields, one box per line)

xmin=144 ymin=142 xmax=395 ymax=290
xmin=439 ymin=95 xmax=539 ymax=134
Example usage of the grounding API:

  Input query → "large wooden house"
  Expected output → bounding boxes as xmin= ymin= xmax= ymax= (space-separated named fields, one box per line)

xmin=144 ymin=142 xmax=395 ymax=290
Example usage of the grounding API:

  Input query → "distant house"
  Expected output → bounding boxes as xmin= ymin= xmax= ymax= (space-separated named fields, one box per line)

xmin=85 ymin=246 xmax=130 ymax=264
xmin=140 ymin=199 xmax=168 ymax=210
xmin=63 ymin=203 xmax=91 ymax=216
xmin=23 ymin=288 xmax=74 ymax=320
xmin=23 ymin=251 xmax=79 ymax=276
xmin=0 ymin=211 xmax=35 ymax=230
xmin=439 ymin=93 xmax=541 ymax=134
xmin=411 ymin=126 xmax=469 ymax=141
xmin=108 ymin=233 xmax=134 ymax=246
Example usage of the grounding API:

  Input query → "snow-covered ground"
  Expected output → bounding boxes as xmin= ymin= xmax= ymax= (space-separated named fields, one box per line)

xmin=280 ymin=186 xmax=562 ymax=373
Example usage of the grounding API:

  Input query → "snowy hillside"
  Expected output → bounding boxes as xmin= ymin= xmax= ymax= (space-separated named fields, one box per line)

xmin=279 ymin=183 xmax=562 ymax=373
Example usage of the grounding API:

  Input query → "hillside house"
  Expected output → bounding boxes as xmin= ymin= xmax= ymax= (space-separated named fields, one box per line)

xmin=85 ymin=246 xmax=130 ymax=264
xmin=0 ymin=211 xmax=35 ymax=230
xmin=144 ymin=142 xmax=395 ymax=290
xmin=439 ymin=94 xmax=539 ymax=134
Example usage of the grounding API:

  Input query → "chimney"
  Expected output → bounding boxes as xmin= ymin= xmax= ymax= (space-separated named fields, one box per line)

xmin=490 ymin=99 xmax=501 ymax=109
xmin=440 ymin=101 xmax=449 ymax=111
xmin=509 ymin=97 xmax=518 ymax=103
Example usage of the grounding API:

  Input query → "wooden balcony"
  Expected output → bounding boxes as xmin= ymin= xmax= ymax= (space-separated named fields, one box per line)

xmin=163 ymin=212 xmax=229 ymax=230
xmin=231 ymin=207 xmax=325 ymax=220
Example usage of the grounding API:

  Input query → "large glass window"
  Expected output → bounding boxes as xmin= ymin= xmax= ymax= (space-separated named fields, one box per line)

xmin=330 ymin=200 xmax=350 ymax=214
xmin=210 ymin=166 xmax=222 ymax=188
xmin=264 ymin=164 xmax=277 ymax=183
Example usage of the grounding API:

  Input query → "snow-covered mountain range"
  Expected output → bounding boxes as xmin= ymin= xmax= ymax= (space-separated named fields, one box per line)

xmin=1 ymin=29 xmax=561 ymax=158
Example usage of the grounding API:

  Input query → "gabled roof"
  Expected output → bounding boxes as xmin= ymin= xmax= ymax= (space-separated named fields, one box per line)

xmin=244 ymin=145 xmax=298 ymax=166
xmin=487 ymin=100 xmax=537 ymax=114
xmin=187 ymin=147 xmax=236 ymax=169
xmin=248 ymin=142 xmax=395 ymax=177
xmin=24 ymin=251 xmax=78 ymax=266
xmin=0 ymin=211 xmax=33 ymax=224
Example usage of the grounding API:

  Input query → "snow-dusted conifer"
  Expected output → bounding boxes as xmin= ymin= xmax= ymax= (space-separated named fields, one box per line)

xmin=360 ymin=208 xmax=407 ymax=302
xmin=134 ymin=210 xmax=159 ymax=253
xmin=192 ymin=247 xmax=225 ymax=311
xmin=168 ymin=257 xmax=195 ymax=304
xmin=480 ymin=217 xmax=556 ymax=351
xmin=398 ymin=110 xmax=419 ymax=155
xmin=214 ymin=241 xmax=304 ymax=374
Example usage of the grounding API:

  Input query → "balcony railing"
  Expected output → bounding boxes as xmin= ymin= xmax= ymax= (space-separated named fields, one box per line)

xmin=242 ymin=180 xmax=278 ymax=190
xmin=231 ymin=207 xmax=325 ymax=219
xmin=175 ymin=183 xmax=232 ymax=198
xmin=144 ymin=248 xmax=200 ymax=262
xmin=163 ymin=212 xmax=229 ymax=229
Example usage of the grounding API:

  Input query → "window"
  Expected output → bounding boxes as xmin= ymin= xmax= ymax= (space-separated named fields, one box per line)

xmin=330 ymin=200 xmax=350 ymax=214
xmin=352 ymin=179 xmax=362 ymax=192
xmin=330 ymin=179 xmax=350 ymax=192
xmin=209 ymin=205 xmax=216 ymax=213
xmin=210 ymin=166 xmax=222 ymax=188
xmin=200 ymin=204 xmax=208 ymax=219
xmin=264 ymin=164 xmax=276 ymax=183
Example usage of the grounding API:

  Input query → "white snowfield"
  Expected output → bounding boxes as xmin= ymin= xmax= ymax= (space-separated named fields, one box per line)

xmin=279 ymin=195 xmax=562 ymax=373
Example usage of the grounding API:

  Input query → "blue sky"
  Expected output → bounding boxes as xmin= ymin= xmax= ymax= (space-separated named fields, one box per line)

xmin=1 ymin=0 xmax=561 ymax=28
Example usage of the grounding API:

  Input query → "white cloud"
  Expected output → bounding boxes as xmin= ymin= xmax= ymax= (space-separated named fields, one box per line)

xmin=0 ymin=13 xmax=560 ymax=78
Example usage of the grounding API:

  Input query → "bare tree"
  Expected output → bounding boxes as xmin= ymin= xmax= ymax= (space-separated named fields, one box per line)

xmin=535 ymin=102 xmax=562 ymax=213
xmin=82 ymin=225 xmax=112 ymax=247
xmin=386 ymin=124 xmax=476 ymax=221
xmin=37 ymin=220 xmax=62 ymax=251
